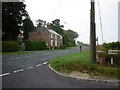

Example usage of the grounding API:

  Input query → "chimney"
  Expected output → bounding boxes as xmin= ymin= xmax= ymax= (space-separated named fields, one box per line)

xmin=47 ymin=23 xmax=52 ymax=29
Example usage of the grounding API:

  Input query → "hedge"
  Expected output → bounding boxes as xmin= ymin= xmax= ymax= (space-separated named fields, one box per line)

xmin=25 ymin=40 xmax=47 ymax=51
xmin=60 ymin=44 xmax=67 ymax=49
xmin=2 ymin=41 xmax=19 ymax=52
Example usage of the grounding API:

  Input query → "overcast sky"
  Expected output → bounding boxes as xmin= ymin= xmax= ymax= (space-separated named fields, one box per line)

xmin=24 ymin=0 xmax=119 ymax=44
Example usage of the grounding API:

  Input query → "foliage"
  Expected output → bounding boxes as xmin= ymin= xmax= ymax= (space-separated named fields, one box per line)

xmin=97 ymin=42 xmax=120 ymax=52
xmin=25 ymin=40 xmax=36 ymax=51
xmin=25 ymin=40 xmax=47 ymax=51
xmin=103 ymin=42 xmax=120 ymax=50
xmin=50 ymin=50 xmax=120 ymax=78
xmin=51 ymin=19 xmax=64 ymax=35
xmin=2 ymin=2 xmax=28 ymax=41
xmin=2 ymin=41 xmax=19 ymax=52
xmin=60 ymin=44 xmax=67 ymax=49
xmin=63 ymin=30 xmax=78 ymax=47
xmin=22 ymin=18 xmax=35 ymax=40
xmin=36 ymin=19 xmax=46 ymax=27
xmin=77 ymin=41 xmax=89 ymax=46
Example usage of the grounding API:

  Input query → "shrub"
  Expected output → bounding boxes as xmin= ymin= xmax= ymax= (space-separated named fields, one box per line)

xmin=25 ymin=40 xmax=36 ymax=51
xmin=2 ymin=41 xmax=19 ymax=52
xmin=25 ymin=40 xmax=47 ymax=51
xmin=55 ymin=46 xmax=59 ymax=49
xmin=40 ymin=41 xmax=47 ymax=50
xmin=60 ymin=44 xmax=67 ymax=49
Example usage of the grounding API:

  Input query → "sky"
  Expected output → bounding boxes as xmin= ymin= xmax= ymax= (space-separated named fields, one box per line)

xmin=24 ymin=0 xmax=119 ymax=45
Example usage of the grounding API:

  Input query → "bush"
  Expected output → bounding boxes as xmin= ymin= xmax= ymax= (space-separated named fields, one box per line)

xmin=25 ymin=40 xmax=36 ymax=51
xmin=60 ymin=45 xmax=67 ymax=49
xmin=97 ymin=42 xmax=120 ymax=52
xmin=40 ymin=41 xmax=47 ymax=50
xmin=25 ymin=40 xmax=47 ymax=51
xmin=2 ymin=41 xmax=19 ymax=52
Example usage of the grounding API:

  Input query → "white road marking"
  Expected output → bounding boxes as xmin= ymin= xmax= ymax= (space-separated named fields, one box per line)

xmin=27 ymin=67 xmax=33 ymax=69
xmin=0 ymin=73 xmax=10 ymax=77
xmin=16 ymin=57 xmax=21 ymax=59
xmin=13 ymin=69 xmax=24 ymax=73
xmin=36 ymin=64 xmax=41 ymax=67
xmin=43 ymin=62 xmax=48 ymax=65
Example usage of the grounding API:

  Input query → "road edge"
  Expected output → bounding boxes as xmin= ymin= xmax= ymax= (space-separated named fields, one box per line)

xmin=48 ymin=64 xmax=119 ymax=85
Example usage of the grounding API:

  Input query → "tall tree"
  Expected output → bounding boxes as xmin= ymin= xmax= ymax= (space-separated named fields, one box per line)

xmin=2 ymin=2 xmax=28 ymax=41
xmin=51 ymin=19 xmax=64 ymax=35
xmin=63 ymin=29 xmax=79 ymax=47
xmin=22 ymin=18 xmax=35 ymax=40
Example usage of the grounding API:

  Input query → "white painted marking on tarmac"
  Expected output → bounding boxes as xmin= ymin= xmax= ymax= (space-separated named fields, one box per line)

xmin=27 ymin=67 xmax=33 ymax=69
xmin=0 ymin=73 xmax=10 ymax=77
xmin=13 ymin=69 xmax=24 ymax=73
xmin=43 ymin=62 xmax=48 ymax=65
xmin=16 ymin=57 xmax=21 ymax=59
xmin=36 ymin=64 xmax=41 ymax=67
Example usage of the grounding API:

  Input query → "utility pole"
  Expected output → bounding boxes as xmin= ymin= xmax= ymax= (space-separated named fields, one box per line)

xmin=90 ymin=0 xmax=96 ymax=64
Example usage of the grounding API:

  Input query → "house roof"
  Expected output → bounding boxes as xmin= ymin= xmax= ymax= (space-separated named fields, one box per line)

xmin=29 ymin=28 xmax=62 ymax=38
xmin=47 ymin=29 xmax=62 ymax=37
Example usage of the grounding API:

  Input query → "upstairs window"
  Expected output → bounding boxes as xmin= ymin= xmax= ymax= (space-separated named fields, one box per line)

xmin=51 ymin=33 xmax=53 ymax=38
xmin=55 ymin=35 xmax=57 ymax=39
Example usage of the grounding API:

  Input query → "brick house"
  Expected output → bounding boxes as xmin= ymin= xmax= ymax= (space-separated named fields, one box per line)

xmin=28 ymin=25 xmax=63 ymax=49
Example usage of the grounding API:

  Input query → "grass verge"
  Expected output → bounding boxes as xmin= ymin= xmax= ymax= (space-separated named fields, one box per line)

xmin=50 ymin=50 xmax=120 ymax=79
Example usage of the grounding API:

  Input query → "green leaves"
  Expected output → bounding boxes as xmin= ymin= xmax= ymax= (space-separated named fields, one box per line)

xmin=25 ymin=40 xmax=47 ymax=51
xmin=2 ymin=2 xmax=28 ymax=41
xmin=23 ymin=18 xmax=35 ymax=40
xmin=2 ymin=41 xmax=19 ymax=52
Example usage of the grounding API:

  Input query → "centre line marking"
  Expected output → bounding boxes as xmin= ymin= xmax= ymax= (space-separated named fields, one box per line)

xmin=13 ymin=69 xmax=24 ymax=73
xmin=36 ymin=64 xmax=41 ymax=67
xmin=0 ymin=73 xmax=10 ymax=77
xmin=43 ymin=62 xmax=48 ymax=65
xmin=27 ymin=67 xmax=33 ymax=69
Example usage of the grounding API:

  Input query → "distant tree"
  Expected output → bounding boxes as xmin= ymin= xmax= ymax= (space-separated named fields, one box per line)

xmin=51 ymin=19 xmax=64 ymax=35
xmin=36 ymin=19 xmax=46 ymax=27
xmin=22 ymin=18 xmax=35 ymax=40
xmin=2 ymin=2 xmax=28 ymax=41
xmin=66 ymin=29 xmax=79 ymax=39
xmin=63 ymin=29 xmax=79 ymax=47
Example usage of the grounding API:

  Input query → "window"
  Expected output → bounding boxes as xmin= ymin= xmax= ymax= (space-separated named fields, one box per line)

xmin=55 ymin=41 xmax=57 ymax=46
xmin=55 ymin=35 xmax=57 ymax=39
xmin=51 ymin=40 xmax=53 ymax=46
xmin=46 ymin=43 xmax=48 ymax=46
xmin=51 ymin=33 xmax=53 ymax=38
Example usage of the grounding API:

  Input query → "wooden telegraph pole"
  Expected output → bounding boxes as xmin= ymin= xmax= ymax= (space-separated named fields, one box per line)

xmin=90 ymin=0 xmax=96 ymax=64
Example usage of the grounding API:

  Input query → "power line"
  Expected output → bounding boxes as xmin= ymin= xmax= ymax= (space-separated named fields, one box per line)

xmin=97 ymin=0 xmax=104 ymax=43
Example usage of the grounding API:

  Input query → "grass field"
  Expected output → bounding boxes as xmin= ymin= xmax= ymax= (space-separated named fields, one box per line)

xmin=50 ymin=50 xmax=120 ymax=79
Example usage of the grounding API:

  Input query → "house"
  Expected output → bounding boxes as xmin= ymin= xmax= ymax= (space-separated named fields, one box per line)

xmin=28 ymin=24 xmax=63 ymax=49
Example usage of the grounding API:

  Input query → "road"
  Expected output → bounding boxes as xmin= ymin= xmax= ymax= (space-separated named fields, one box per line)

xmin=2 ymin=47 xmax=119 ymax=88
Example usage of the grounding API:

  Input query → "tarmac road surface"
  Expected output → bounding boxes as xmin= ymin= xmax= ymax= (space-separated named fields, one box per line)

xmin=1 ymin=47 xmax=119 ymax=88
